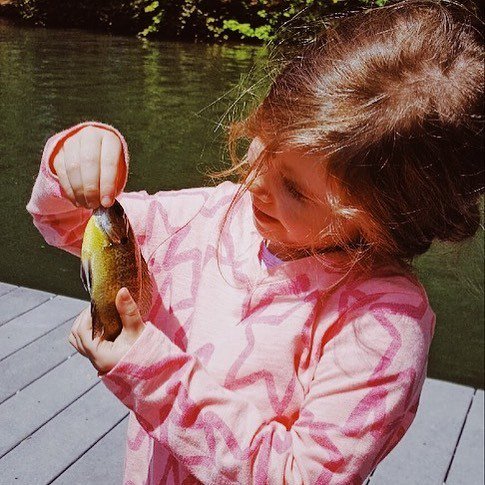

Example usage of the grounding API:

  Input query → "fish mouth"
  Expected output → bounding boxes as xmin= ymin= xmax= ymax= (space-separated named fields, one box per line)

xmin=94 ymin=199 xmax=130 ymax=244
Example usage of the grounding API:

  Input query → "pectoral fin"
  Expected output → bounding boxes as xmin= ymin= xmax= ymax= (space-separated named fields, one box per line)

xmin=80 ymin=258 xmax=92 ymax=295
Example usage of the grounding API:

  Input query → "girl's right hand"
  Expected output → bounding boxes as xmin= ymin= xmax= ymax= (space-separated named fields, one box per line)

xmin=52 ymin=125 xmax=125 ymax=209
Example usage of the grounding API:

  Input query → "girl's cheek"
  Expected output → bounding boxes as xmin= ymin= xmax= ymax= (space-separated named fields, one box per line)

xmin=306 ymin=209 xmax=332 ymax=236
xmin=298 ymin=204 xmax=318 ymax=224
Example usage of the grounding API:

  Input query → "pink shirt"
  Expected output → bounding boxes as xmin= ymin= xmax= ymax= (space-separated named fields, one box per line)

xmin=27 ymin=122 xmax=436 ymax=485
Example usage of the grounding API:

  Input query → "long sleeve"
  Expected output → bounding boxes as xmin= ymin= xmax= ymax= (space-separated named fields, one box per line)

xmin=26 ymin=122 xmax=218 ymax=260
xmin=26 ymin=121 xmax=130 ymax=257
xmin=100 ymin=291 xmax=434 ymax=485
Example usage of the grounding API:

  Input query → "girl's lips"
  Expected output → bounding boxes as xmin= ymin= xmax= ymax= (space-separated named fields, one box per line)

xmin=252 ymin=203 xmax=278 ymax=223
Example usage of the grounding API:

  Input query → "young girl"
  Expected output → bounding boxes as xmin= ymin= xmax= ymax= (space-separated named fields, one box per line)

xmin=27 ymin=0 xmax=483 ymax=483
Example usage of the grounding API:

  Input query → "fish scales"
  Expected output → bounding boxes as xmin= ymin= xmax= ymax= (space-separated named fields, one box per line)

xmin=81 ymin=200 xmax=153 ymax=341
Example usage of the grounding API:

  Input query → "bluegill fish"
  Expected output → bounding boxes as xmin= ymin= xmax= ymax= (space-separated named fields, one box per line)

xmin=80 ymin=200 xmax=153 ymax=341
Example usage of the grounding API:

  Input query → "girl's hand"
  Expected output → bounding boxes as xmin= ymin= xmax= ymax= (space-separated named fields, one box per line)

xmin=52 ymin=125 xmax=126 ymax=209
xmin=68 ymin=288 xmax=145 ymax=375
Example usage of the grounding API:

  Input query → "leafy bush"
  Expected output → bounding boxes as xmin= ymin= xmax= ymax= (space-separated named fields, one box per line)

xmin=135 ymin=0 xmax=394 ymax=42
xmin=12 ymin=0 xmax=396 ymax=41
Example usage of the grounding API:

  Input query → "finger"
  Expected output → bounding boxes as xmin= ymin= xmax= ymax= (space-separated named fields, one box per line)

xmin=68 ymin=331 xmax=78 ymax=350
xmin=70 ymin=326 xmax=88 ymax=357
xmin=72 ymin=306 xmax=90 ymax=332
xmin=114 ymin=160 xmax=126 ymax=196
xmin=77 ymin=312 xmax=97 ymax=356
xmin=71 ymin=308 xmax=91 ymax=356
xmin=99 ymin=131 xmax=122 ymax=207
xmin=53 ymin=149 xmax=77 ymax=205
xmin=63 ymin=135 xmax=87 ymax=208
xmin=79 ymin=127 xmax=103 ymax=209
xmin=78 ymin=325 xmax=110 ymax=374
xmin=68 ymin=331 xmax=87 ymax=357
xmin=115 ymin=287 xmax=143 ymax=332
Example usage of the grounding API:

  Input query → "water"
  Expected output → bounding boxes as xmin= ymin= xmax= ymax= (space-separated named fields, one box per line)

xmin=0 ymin=20 xmax=483 ymax=388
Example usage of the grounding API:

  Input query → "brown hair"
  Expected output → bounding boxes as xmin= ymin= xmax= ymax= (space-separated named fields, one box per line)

xmin=213 ymin=0 xmax=484 ymax=288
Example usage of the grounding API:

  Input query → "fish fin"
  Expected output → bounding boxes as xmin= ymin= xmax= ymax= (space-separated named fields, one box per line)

xmin=80 ymin=258 xmax=92 ymax=296
xmin=90 ymin=300 xmax=104 ymax=340
xmin=139 ymin=254 xmax=154 ymax=318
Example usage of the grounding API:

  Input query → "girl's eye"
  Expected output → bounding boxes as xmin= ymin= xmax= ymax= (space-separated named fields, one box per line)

xmin=282 ymin=177 xmax=305 ymax=201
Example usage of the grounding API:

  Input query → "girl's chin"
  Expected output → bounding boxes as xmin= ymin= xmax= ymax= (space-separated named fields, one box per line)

xmin=253 ymin=216 xmax=279 ymax=239
xmin=252 ymin=224 xmax=292 ymax=256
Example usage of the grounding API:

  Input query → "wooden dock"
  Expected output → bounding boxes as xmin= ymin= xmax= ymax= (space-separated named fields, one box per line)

xmin=0 ymin=282 xmax=483 ymax=484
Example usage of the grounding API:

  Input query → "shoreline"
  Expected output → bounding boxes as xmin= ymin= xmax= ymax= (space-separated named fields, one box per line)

xmin=0 ymin=10 xmax=264 ymax=45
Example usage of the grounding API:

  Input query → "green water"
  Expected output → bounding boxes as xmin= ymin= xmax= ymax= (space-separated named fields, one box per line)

xmin=0 ymin=20 xmax=483 ymax=388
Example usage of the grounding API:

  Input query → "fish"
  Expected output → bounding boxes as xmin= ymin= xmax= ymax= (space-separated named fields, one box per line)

xmin=80 ymin=199 xmax=153 ymax=341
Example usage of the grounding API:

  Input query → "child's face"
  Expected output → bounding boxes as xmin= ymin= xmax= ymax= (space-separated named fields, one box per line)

xmin=247 ymin=139 xmax=360 ymax=260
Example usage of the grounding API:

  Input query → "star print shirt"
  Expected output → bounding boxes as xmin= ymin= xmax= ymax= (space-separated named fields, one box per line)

xmin=27 ymin=121 xmax=436 ymax=485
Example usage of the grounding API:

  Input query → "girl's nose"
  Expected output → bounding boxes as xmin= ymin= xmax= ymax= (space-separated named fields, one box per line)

xmin=248 ymin=170 xmax=272 ymax=203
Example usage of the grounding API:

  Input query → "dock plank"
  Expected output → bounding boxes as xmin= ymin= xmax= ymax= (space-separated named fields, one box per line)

xmin=0 ymin=283 xmax=482 ymax=484
xmin=53 ymin=416 xmax=129 ymax=485
xmin=446 ymin=390 xmax=485 ymax=484
xmin=0 ymin=318 xmax=76 ymax=404
xmin=0 ymin=354 xmax=99 ymax=458
xmin=0 ymin=383 xmax=128 ymax=484
xmin=0 ymin=295 xmax=87 ymax=361
xmin=0 ymin=283 xmax=16 ymax=297
xmin=370 ymin=379 xmax=475 ymax=484
xmin=0 ymin=286 xmax=53 ymax=327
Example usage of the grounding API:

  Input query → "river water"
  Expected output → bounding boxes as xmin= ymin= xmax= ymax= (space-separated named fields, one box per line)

xmin=0 ymin=20 xmax=483 ymax=387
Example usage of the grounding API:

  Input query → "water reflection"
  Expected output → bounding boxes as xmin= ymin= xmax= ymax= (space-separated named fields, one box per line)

xmin=0 ymin=21 xmax=265 ymax=290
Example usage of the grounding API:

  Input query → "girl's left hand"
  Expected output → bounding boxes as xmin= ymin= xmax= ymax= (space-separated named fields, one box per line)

xmin=69 ymin=287 xmax=145 ymax=375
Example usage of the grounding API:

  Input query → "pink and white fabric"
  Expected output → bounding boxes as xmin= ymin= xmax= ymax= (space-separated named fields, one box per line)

xmin=27 ymin=122 xmax=436 ymax=485
xmin=259 ymin=240 xmax=284 ymax=269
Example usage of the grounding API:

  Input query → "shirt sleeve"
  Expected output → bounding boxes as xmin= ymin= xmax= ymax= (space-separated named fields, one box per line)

xmin=100 ymin=291 xmax=435 ymax=485
xmin=26 ymin=122 xmax=221 ymax=259
xmin=25 ymin=121 xmax=130 ymax=257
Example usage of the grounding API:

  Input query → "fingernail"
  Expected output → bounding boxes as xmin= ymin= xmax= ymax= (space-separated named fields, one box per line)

xmin=101 ymin=196 xmax=111 ymax=207
xmin=121 ymin=287 xmax=130 ymax=301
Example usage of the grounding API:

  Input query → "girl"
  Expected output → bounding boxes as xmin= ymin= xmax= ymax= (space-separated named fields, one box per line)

xmin=27 ymin=0 xmax=483 ymax=483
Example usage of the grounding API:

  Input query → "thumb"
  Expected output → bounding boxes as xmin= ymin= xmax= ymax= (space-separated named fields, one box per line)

xmin=115 ymin=287 xmax=143 ymax=332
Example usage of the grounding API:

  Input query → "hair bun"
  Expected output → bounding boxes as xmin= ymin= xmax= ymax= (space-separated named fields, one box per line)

xmin=438 ymin=198 xmax=483 ymax=243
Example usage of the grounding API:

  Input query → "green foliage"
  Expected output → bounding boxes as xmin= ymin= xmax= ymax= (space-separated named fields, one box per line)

xmin=139 ymin=0 xmax=163 ymax=37
xmin=133 ymin=0 xmax=394 ymax=42
xmin=12 ymin=0 xmax=392 ymax=42
xmin=222 ymin=20 xmax=272 ymax=41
